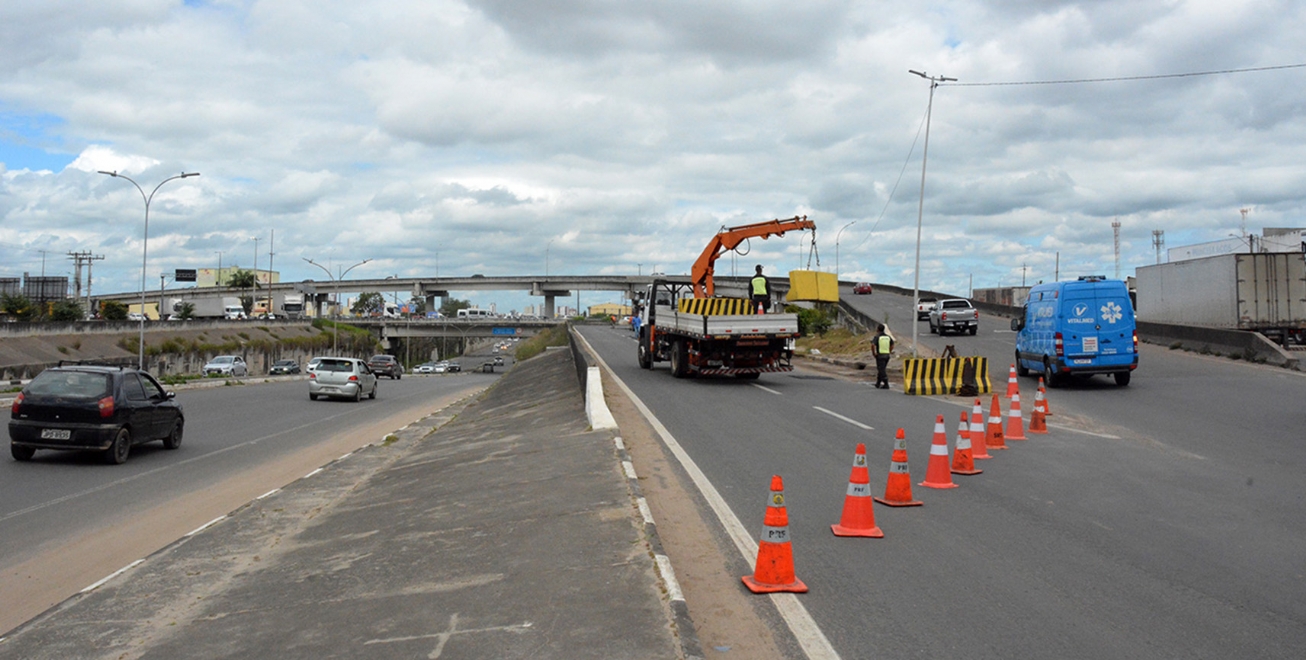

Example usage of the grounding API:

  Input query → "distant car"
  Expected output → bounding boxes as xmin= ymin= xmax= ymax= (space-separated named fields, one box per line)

xmin=269 ymin=359 xmax=300 ymax=375
xmin=203 ymin=355 xmax=248 ymax=377
xmin=916 ymin=297 xmax=938 ymax=321
xmin=127 ymin=312 xmax=146 ymax=321
xmin=444 ymin=362 xmax=461 ymax=373
xmin=308 ymin=358 xmax=378 ymax=402
xmin=9 ymin=364 xmax=184 ymax=464
xmin=493 ymin=356 xmax=504 ymax=366
xmin=853 ymin=282 xmax=874 ymax=295
xmin=306 ymin=357 xmax=322 ymax=373
xmin=367 ymin=354 xmax=402 ymax=379
xmin=414 ymin=362 xmax=438 ymax=374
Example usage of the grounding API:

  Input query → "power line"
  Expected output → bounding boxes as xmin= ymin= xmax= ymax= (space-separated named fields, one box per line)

xmin=946 ymin=62 xmax=1306 ymax=87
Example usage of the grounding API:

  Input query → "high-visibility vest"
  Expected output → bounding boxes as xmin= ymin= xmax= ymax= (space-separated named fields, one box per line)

xmin=877 ymin=335 xmax=892 ymax=355
xmin=751 ymin=275 xmax=768 ymax=296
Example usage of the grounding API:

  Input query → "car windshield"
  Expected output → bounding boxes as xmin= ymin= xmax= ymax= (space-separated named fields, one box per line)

xmin=27 ymin=371 xmax=111 ymax=399
xmin=212 ymin=357 xmax=234 ymax=364
xmin=274 ymin=360 xmax=295 ymax=366
xmin=319 ymin=359 xmax=355 ymax=372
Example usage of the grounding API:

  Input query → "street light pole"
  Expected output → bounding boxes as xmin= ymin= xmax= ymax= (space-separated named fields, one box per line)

xmin=98 ymin=170 xmax=200 ymax=369
xmin=545 ymin=238 xmax=555 ymax=277
xmin=908 ymin=69 xmax=955 ymax=357
xmin=214 ymin=251 xmax=223 ymax=287
xmin=835 ymin=220 xmax=857 ymax=284
xmin=303 ymin=257 xmax=371 ymax=355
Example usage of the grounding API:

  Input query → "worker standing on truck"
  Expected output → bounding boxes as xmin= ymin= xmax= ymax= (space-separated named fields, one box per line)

xmin=871 ymin=324 xmax=894 ymax=389
xmin=750 ymin=265 xmax=771 ymax=314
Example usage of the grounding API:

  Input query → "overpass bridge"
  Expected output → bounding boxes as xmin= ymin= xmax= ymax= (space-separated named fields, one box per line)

xmin=94 ymin=274 xmax=791 ymax=319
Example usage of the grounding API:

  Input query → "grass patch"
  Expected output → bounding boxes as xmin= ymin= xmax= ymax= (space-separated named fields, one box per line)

xmin=796 ymin=326 xmax=873 ymax=356
xmin=382 ymin=434 xmax=400 ymax=446
xmin=516 ymin=324 xmax=570 ymax=361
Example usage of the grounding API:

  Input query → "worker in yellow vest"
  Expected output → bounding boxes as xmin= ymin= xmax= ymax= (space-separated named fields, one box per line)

xmin=871 ymin=324 xmax=895 ymax=389
xmin=750 ymin=265 xmax=771 ymax=314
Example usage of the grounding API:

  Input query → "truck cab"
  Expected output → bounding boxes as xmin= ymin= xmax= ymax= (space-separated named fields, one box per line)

xmin=1012 ymin=276 xmax=1138 ymax=387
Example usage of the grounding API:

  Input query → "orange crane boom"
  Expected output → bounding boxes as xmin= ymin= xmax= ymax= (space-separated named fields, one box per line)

xmin=690 ymin=215 xmax=817 ymax=298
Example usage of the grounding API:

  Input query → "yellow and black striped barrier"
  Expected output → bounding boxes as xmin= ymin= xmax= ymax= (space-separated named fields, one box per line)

xmin=677 ymin=297 xmax=757 ymax=315
xmin=902 ymin=356 xmax=991 ymax=396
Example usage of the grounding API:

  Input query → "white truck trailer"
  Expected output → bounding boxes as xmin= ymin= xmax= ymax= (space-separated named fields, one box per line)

xmin=169 ymin=296 xmax=245 ymax=320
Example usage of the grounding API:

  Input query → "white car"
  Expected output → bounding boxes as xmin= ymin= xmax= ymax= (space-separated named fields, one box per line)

xmin=203 ymin=355 xmax=248 ymax=377
xmin=308 ymin=358 xmax=378 ymax=402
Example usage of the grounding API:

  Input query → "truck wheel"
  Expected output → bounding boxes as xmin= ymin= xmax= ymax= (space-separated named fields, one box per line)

xmin=1114 ymin=371 xmax=1131 ymax=387
xmin=1043 ymin=360 xmax=1060 ymax=388
xmin=735 ymin=372 xmax=760 ymax=380
xmin=670 ymin=340 xmax=688 ymax=378
xmin=969 ymin=326 xmax=977 ymax=336
xmin=637 ymin=329 xmax=653 ymax=369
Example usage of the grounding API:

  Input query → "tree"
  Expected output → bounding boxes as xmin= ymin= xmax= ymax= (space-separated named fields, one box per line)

xmin=101 ymin=300 xmax=129 ymax=320
xmin=176 ymin=301 xmax=196 ymax=320
xmin=50 ymin=299 xmax=84 ymax=322
xmin=440 ymin=298 xmax=471 ymax=317
xmin=227 ymin=269 xmax=259 ymax=315
xmin=1 ymin=293 xmax=36 ymax=321
xmin=351 ymin=292 xmax=385 ymax=316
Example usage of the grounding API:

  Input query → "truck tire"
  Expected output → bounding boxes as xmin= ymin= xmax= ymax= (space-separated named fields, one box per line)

xmin=969 ymin=326 xmax=977 ymax=336
xmin=1114 ymin=371 xmax=1131 ymax=387
xmin=637 ymin=329 xmax=653 ymax=369
xmin=670 ymin=340 xmax=688 ymax=378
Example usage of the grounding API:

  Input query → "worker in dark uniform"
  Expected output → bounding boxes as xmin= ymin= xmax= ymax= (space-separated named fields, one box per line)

xmin=750 ymin=265 xmax=771 ymax=314
xmin=871 ymin=324 xmax=894 ymax=389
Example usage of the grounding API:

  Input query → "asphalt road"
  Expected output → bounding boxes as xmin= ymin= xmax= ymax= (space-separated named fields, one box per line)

xmin=577 ymin=301 xmax=1306 ymax=659
xmin=0 ymin=369 xmax=497 ymax=635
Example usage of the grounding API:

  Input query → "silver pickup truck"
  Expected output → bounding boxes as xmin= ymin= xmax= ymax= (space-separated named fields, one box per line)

xmin=928 ymin=298 xmax=979 ymax=336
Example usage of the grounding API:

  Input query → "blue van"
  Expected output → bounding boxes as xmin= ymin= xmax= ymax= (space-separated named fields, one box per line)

xmin=1011 ymin=276 xmax=1138 ymax=387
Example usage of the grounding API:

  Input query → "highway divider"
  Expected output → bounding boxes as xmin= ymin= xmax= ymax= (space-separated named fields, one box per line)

xmin=901 ymin=356 xmax=991 ymax=396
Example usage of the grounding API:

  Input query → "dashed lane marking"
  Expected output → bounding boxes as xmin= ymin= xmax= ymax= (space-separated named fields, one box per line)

xmin=814 ymin=406 xmax=874 ymax=430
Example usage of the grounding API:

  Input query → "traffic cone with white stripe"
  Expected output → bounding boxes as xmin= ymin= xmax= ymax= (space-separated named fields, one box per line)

xmin=969 ymin=399 xmax=992 ymax=460
xmin=1006 ymin=391 xmax=1028 ymax=441
xmin=951 ymin=411 xmax=983 ymax=475
xmin=1037 ymin=377 xmax=1053 ymax=416
xmin=874 ymin=429 xmax=924 ymax=506
xmin=831 ymin=443 xmax=884 ymax=537
xmin=984 ymin=394 xmax=1008 ymax=450
xmin=920 ymin=415 xmax=959 ymax=489
xmin=742 ymin=475 xmax=808 ymax=594
xmin=1029 ymin=387 xmax=1048 ymax=434
xmin=1004 ymin=364 xmax=1019 ymax=398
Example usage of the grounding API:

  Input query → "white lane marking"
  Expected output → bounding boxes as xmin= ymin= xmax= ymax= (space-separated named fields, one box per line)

xmin=622 ymin=461 xmax=638 ymax=480
xmin=1046 ymin=423 xmax=1121 ymax=439
xmin=338 ymin=452 xmax=353 ymax=461
xmin=814 ymin=406 xmax=874 ymax=431
xmin=614 ymin=436 xmax=626 ymax=451
xmin=573 ymin=330 xmax=840 ymax=660
xmin=637 ymin=497 xmax=655 ymax=525
xmin=656 ymin=554 xmax=686 ymax=602
xmin=256 ymin=488 xmax=280 ymax=500
xmin=751 ymin=383 xmax=783 ymax=395
xmin=80 ymin=559 xmax=144 ymax=594
xmin=304 ymin=467 xmax=323 ymax=478
xmin=186 ymin=515 xmax=227 ymax=537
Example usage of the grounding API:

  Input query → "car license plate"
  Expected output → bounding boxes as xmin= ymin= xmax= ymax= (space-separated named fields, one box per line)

xmin=40 ymin=428 xmax=71 ymax=440
xmin=1073 ymin=359 xmax=1093 ymax=365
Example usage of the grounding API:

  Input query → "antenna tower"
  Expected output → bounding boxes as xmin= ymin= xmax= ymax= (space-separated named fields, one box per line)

xmin=1152 ymin=230 xmax=1165 ymax=264
xmin=1112 ymin=220 xmax=1121 ymax=279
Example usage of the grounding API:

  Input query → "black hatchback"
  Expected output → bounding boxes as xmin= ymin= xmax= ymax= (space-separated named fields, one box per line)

xmin=9 ymin=364 xmax=184 ymax=464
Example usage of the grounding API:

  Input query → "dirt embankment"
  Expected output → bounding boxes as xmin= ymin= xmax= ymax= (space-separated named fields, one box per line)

xmin=0 ymin=324 xmax=369 ymax=380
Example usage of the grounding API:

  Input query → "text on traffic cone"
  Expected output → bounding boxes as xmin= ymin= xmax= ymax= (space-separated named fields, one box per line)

xmin=1029 ymin=389 xmax=1048 ymax=434
xmin=984 ymin=394 xmax=1008 ymax=450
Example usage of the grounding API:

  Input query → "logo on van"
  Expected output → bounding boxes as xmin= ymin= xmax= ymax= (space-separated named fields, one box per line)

xmin=1101 ymin=301 xmax=1123 ymax=324
xmin=1073 ymin=303 xmax=1089 ymax=317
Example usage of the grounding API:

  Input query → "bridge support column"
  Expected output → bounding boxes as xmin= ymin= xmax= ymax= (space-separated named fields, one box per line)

xmin=544 ymin=295 xmax=556 ymax=319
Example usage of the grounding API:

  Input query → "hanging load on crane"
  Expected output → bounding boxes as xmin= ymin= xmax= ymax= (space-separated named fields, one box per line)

xmin=638 ymin=216 xmax=825 ymax=379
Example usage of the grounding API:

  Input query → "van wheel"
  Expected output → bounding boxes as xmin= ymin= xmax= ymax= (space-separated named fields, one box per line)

xmin=670 ymin=340 xmax=688 ymax=378
xmin=1043 ymin=360 xmax=1060 ymax=388
xmin=105 ymin=427 xmax=131 ymax=465
xmin=1114 ymin=371 xmax=1131 ymax=387
xmin=1015 ymin=354 xmax=1029 ymax=377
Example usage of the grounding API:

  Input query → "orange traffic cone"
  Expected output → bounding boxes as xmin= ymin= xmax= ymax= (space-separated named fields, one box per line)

xmin=832 ymin=443 xmax=884 ymax=537
xmin=1037 ymin=377 xmax=1053 ymax=416
xmin=951 ymin=411 xmax=983 ymax=475
xmin=984 ymin=394 xmax=1008 ymax=450
xmin=874 ymin=429 xmax=924 ymax=507
xmin=969 ymin=399 xmax=992 ymax=460
xmin=920 ymin=415 xmax=959 ymax=489
xmin=1004 ymin=364 xmax=1019 ymax=398
xmin=1029 ymin=389 xmax=1048 ymax=434
xmin=742 ymin=475 xmax=808 ymax=594
xmin=1006 ymin=391 xmax=1028 ymax=441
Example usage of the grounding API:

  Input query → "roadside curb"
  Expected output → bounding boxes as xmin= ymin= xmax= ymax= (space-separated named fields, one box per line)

xmin=569 ymin=328 xmax=705 ymax=660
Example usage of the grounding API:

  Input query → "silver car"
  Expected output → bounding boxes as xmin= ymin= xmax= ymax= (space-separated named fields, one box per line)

xmin=307 ymin=358 xmax=378 ymax=402
xmin=203 ymin=355 xmax=248 ymax=377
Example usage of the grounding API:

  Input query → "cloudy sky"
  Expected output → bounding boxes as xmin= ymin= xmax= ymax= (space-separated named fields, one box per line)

xmin=2 ymin=0 xmax=1304 ymax=311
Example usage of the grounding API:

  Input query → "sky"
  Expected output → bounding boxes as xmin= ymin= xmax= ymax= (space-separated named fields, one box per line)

xmin=2 ymin=0 xmax=1304 ymax=313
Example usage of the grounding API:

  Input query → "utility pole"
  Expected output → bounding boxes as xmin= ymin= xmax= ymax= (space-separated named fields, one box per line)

xmin=267 ymin=229 xmax=275 ymax=317
xmin=1240 ymin=208 xmax=1250 ymax=239
xmin=1112 ymin=219 xmax=1122 ymax=280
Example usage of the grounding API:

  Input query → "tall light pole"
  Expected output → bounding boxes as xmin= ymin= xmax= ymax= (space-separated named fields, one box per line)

xmin=98 ymin=170 xmax=200 ymax=369
xmin=303 ymin=257 xmax=371 ymax=355
xmin=214 ymin=251 xmax=223 ymax=286
xmin=545 ymin=238 xmax=555 ymax=277
xmin=835 ymin=220 xmax=857 ymax=284
xmin=252 ymin=236 xmax=261 ymax=315
xmin=908 ymin=69 xmax=955 ymax=357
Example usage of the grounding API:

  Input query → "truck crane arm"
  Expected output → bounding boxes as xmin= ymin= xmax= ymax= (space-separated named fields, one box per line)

xmin=690 ymin=215 xmax=816 ymax=298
